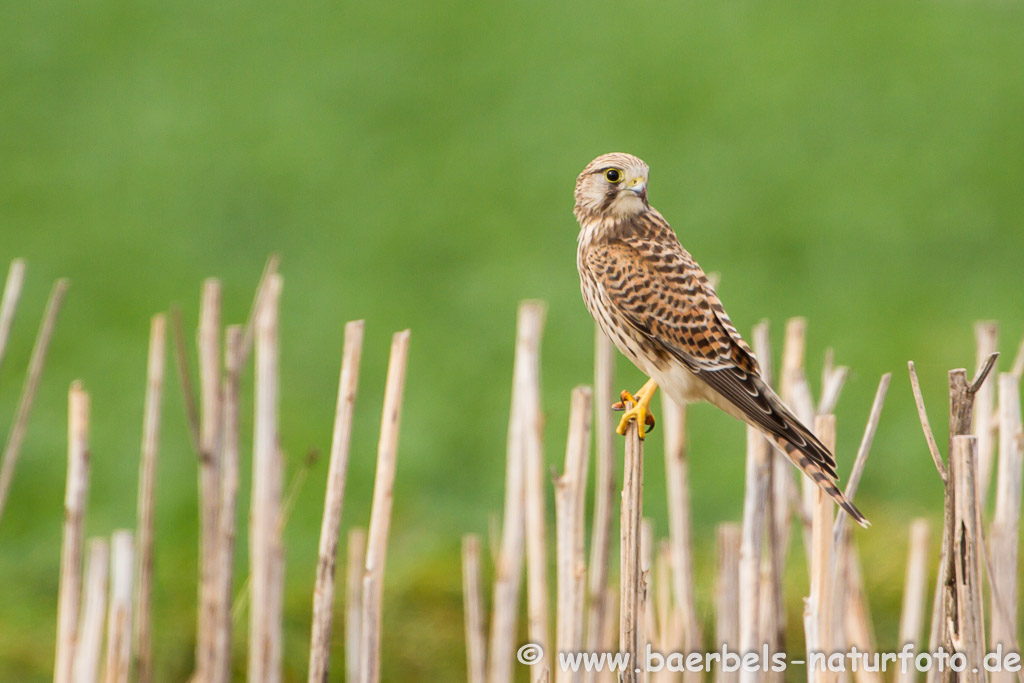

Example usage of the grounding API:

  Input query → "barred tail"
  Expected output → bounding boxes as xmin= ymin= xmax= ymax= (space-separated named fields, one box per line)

xmin=767 ymin=434 xmax=870 ymax=528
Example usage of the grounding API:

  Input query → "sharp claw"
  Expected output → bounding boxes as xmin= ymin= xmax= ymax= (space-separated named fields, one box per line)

xmin=611 ymin=385 xmax=659 ymax=439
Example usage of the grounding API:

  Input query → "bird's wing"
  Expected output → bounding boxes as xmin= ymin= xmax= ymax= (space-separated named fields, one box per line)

xmin=585 ymin=235 xmax=838 ymax=479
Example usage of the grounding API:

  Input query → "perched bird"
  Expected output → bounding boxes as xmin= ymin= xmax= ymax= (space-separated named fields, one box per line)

xmin=574 ymin=152 xmax=867 ymax=527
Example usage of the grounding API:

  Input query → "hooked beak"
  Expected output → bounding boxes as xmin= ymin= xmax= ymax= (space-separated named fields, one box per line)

xmin=626 ymin=177 xmax=647 ymax=200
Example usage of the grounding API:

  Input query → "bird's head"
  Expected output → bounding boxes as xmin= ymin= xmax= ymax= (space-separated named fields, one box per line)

xmin=574 ymin=152 xmax=650 ymax=222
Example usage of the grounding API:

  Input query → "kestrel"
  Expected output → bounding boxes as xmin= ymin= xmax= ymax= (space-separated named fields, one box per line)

xmin=575 ymin=152 xmax=867 ymax=526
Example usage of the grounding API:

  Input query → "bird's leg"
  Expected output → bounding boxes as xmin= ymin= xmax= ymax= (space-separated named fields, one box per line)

xmin=612 ymin=378 xmax=658 ymax=439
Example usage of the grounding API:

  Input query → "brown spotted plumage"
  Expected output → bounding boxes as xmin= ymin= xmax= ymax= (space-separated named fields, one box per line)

xmin=574 ymin=152 xmax=867 ymax=527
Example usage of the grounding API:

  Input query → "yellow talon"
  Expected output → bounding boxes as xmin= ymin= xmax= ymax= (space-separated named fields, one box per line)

xmin=613 ymin=379 xmax=658 ymax=439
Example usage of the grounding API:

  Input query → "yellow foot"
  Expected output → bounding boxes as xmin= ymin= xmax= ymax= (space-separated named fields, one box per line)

xmin=611 ymin=379 xmax=658 ymax=439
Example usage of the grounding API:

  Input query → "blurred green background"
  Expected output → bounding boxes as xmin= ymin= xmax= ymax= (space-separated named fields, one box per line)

xmin=2 ymin=0 xmax=1023 ymax=680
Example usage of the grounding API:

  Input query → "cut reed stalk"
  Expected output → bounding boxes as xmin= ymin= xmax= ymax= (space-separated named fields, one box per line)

xmin=461 ymin=534 xmax=487 ymax=683
xmin=894 ymin=519 xmax=929 ymax=683
xmin=239 ymin=254 xmax=280 ymax=368
xmin=662 ymin=395 xmax=701 ymax=681
xmin=0 ymin=278 xmax=69 ymax=522
xmin=739 ymin=321 xmax=773 ymax=683
xmin=555 ymin=387 xmax=592 ymax=683
xmin=73 ymin=538 xmax=109 ymax=683
xmin=211 ymin=326 xmax=241 ymax=683
xmin=989 ymin=372 xmax=1022 ymax=683
xmin=1012 ymin=335 xmax=1024 ymax=382
xmin=308 ymin=320 xmax=365 ymax=683
xmin=840 ymin=538 xmax=880 ymax=683
xmin=783 ymin=320 xmax=817 ymax=537
xmin=716 ymin=524 xmax=742 ymax=683
xmin=950 ymin=435 xmax=985 ymax=683
xmin=248 ymin=274 xmax=284 ymax=683
xmin=751 ymin=324 xmax=783 ymax=683
xmin=488 ymin=303 xmax=540 ymax=683
xmin=522 ymin=305 xmax=550 ymax=668
xmin=170 ymin=306 xmax=201 ymax=454
xmin=973 ymin=322 xmax=998 ymax=508
xmin=598 ymin=586 xmax=618 ymax=683
xmin=104 ymin=531 xmax=134 ymax=683
xmin=346 ymin=528 xmax=367 ymax=683
xmin=739 ymin=423 xmax=770 ymax=683
xmin=55 ymin=382 xmax=90 ymax=683
xmin=0 ymin=258 xmax=26 ymax=374
xmin=932 ymin=361 xmax=995 ymax=683
xmin=818 ymin=350 xmax=848 ymax=417
xmin=196 ymin=279 xmax=223 ymax=683
xmin=584 ymin=328 xmax=616 ymax=683
xmin=804 ymin=415 xmax=835 ymax=683
xmin=776 ymin=319 xmax=809 ymax=593
xmin=640 ymin=519 xmax=653 ymax=673
xmin=907 ymin=362 xmax=946 ymax=482
xmin=619 ymin=418 xmax=644 ymax=683
xmin=134 ymin=314 xmax=165 ymax=683
xmin=358 ymin=329 xmax=410 ymax=683
xmin=832 ymin=373 xmax=890 ymax=543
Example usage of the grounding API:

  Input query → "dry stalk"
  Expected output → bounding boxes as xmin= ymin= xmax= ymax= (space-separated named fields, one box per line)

xmin=840 ymin=539 xmax=880 ymax=683
xmin=950 ymin=436 xmax=985 ymax=682
xmin=653 ymin=540 xmax=673 ymax=656
xmin=358 ymin=330 xmax=410 ymax=683
xmin=619 ymin=418 xmax=644 ymax=683
xmin=462 ymin=535 xmax=487 ymax=683
xmin=818 ymin=351 xmax=849 ymax=417
xmin=988 ymin=373 xmax=1021 ymax=683
xmin=239 ymin=254 xmax=280 ymax=368
xmin=930 ymin=361 xmax=996 ymax=683
xmin=662 ymin=395 xmax=702 ymax=682
xmin=782 ymin=317 xmax=815 ymax=540
xmin=522 ymin=305 xmax=550 ymax=667
xmin=894 ymin=519 xmax=930 ymax=683
xmin=804 ymin=415 xmax=835 ymax=683
xmin=104 ymin=531 xmax=134 ymax=683
xmin=640 ymin=519 xmax=654 ymax=671
xmin=648 ymin=542 xmax=672 ymax=683
xmin=907 ymin=362 xmax=946 ymax=482
xmin=0 ymin=278 xmax=69 ymax=521
xmin=134 ymin=314 xmax=165 ymax=683
xmin=170 ymin=306 xmax=201 ymax=454
xmin=751 ymin=324 xmax=783 ymax=683
xmin=73 ymin=538 xmax=109 ymax=683
xmin=739 ymin=423 xmax=771 ymax=683
xmin=195 ymin=279 xmax=223 ymax=683
xmin=555 ymin=387 xmax=592 ymax=683
xmin=831 ymin=373 xmax=890 ymax=542
xmin=488 ymin=304 xmax=539 ymax=683
xmin=973 ymin=322 xmax=999 ymax=508
xmin=1012 ymin=336 xmax=1024 ymax=382
xmin=248 ymin=274 xmax=284 ymax=683
xmin=346 ymin=528 xmax=367 ymax=683
xmin=55 ymin=382 xmax=90 ymax=683
xmin=716 ymin=524 xmax=742 ymax=683
xmin=211 ymin=326 xmax=242 ymax=683
xmin=0 ymin=258 xmax=26 ymax=374
xmin=738 ymin=321 xmax=773 ymax=683
xmin=598 ymin=585 xmax=619 ymax=683
xmin=777 ymin=318 xmax=810 ymax=595
xmin=584 ymin=327 xmax=616 ymax=683
xmin=308 ymin=320 xmax=365 ymax=683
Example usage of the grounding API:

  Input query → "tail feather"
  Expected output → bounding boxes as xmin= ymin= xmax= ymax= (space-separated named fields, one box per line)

xmin=767 ymin=433 xmax=870 ymax=528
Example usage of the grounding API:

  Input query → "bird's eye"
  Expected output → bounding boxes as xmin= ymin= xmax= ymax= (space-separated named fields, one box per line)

xmin=604 ymin=168 xmax=623 ymax=183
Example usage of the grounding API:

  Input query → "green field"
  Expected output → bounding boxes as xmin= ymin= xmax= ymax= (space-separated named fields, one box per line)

xmin=2 ymin=0 xmax=1023 ymax=680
